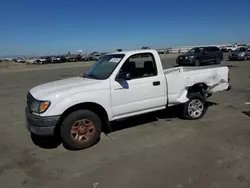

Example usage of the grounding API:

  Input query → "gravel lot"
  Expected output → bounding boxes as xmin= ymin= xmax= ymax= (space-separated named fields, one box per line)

xmin=0 ymin=53 xmax=250 ymax=188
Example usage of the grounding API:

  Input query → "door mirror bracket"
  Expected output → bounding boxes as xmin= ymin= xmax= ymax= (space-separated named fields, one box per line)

xmin=116 ymin=72 xmax=132 ymax=81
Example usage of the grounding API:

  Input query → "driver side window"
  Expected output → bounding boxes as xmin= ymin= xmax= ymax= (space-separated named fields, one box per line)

xmin=119 ymin=53 xmax=157 ymax=80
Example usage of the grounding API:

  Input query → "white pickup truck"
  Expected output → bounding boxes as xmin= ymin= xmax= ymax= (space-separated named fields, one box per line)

xmin=26 ymin=49 xmax=231 ymax=150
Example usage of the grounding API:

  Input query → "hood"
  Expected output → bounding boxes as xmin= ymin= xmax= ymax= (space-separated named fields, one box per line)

xmin=231 ymin=51 xmax=243 ymax=56
xmin=30 ymin=76 xmax=107 ymax=101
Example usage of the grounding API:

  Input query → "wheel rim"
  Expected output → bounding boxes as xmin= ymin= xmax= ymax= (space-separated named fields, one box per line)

xmin=195 ymin=60 xmax=200 ymax=66
xmin=70 ymin=119 xmax=96 ymax=143
xmin=188 ymin=99 xmax=204 ymax=118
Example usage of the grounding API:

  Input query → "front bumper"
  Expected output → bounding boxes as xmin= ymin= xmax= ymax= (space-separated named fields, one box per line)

xmin=25 ymin=107 xmax=60 ymax=136
xmin=229 ymin=56 xmax=245 ymax=60
xmin=227 ymin=85 xmax=232 ymax=91
xmin=176 ymin=58 xmax=194 ymax=65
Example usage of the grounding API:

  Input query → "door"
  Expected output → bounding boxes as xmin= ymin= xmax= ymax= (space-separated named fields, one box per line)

xmin=111 ymin=53 xmax=166 ymax=118
xmin=208 ymin=47 xmax=218 ymax=61
xmin=201 ymin=47 xmax=210 ymax=62
xmin=202 ymin=47 xmax=214 ymax=63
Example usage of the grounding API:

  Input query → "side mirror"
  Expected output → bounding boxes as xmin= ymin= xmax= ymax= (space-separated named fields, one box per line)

xmin=116 ymin=72 xmax=132 ymax=80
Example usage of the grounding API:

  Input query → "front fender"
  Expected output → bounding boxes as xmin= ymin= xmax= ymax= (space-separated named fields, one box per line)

xmin=40 ymin=89 xmax=113 ymax=120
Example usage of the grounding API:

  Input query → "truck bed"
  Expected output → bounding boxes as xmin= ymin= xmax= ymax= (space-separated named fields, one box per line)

xmin=163 ymin=65 xmax=226 ymax=74
xmin=164 ymin=66 xmax=229 ymax=106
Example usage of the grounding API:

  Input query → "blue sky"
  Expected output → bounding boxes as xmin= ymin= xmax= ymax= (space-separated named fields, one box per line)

xmin=0 ymin=0 xmax=249 ymax=56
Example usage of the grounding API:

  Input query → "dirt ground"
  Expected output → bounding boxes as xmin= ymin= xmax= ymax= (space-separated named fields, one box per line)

xmin=0 ymin=53 xmax=250 ymax=188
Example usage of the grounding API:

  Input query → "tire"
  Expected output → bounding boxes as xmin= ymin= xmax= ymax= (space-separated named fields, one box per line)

xmin=182 ymin=93 xmax=208 ymax=120
xmin=60 ymin=110 xmax=102 ymax=150
xmin=194 ymin=59 xmax=200 ymax=66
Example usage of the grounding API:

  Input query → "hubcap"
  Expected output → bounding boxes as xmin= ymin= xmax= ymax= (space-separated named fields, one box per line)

xmin=70 ymin=119 xmax=96 ymax=143
xmin=188 ymin=99 xmax=204 ymax=118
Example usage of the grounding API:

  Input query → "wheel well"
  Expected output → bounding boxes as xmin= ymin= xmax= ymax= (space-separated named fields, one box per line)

xmin=58 ymin=102 xmax=110 ymax=133
xmin=188 ymin=83 xmax=208 ymax=97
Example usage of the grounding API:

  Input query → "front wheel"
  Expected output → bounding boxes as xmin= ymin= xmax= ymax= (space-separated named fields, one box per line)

xmin=182 ymin=93 xmax=208 ymax=120
xmin=194 ymin=59 xmax=200 ymax=66
xmin=60 ymin=110 xmax=102 ymax=150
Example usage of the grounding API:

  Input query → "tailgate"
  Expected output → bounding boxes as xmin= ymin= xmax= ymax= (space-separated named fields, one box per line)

xmin=207 ymin=66 xmax=230 ymax=92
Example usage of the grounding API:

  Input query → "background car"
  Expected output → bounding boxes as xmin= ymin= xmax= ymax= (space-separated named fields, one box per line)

xmin=176 ymin=46 xmax=223 ymax=66
xmin=36 ymin=57 xmax=47 ymax=64
xmin=228 ymin=47 xmax=250 ymax=61
xmin=26 ymin=58 xmax=38 ymax=65
xmin=141 ymin=46 xmax=151 ymax=49
xmin=88 ymin=52 xmax=102 ymax=61
xmin=247 ymin=48 xmax=250 ymax=60
xmin=14 ymin=58 xmax=26 ymax=63
xmin=67 ymin=55 xmax=79 ymax=62
xmin=51 ymin=56 xmax=63 ymax=63
xmin=58 ymin=56 xmax=67 ymax=63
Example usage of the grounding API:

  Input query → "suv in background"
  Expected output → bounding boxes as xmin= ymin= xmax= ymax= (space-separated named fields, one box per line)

xmin=176 ymin=46 xmax=223 ymax=66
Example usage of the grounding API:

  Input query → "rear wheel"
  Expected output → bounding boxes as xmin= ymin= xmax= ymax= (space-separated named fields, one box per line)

xmin=60 ymin=110 xmax=102 ymax=150
xmin=182 ymin=93 xmax=208 ymax=120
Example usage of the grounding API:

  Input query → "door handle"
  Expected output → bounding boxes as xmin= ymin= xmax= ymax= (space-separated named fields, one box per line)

xmin=153 ymin=81 xmax=160 ymax=86
xmin=114 ymin=87 xmax=125 ymax=90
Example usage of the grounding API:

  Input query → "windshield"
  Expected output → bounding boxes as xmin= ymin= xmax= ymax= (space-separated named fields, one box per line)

xmin=84 ymin=54 xmax=125 ymax=79
xmin=188 ymin=47 xmax=204 ymax=53
xmin=235 ymin=48 xmax=247 ymax=52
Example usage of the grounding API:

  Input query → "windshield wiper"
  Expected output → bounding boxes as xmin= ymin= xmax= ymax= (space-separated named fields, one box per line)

xmin=82 ymin=73 xmax=99 ymax=79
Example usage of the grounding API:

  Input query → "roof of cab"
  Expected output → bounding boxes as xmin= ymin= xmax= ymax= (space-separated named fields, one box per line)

xmin=108 ymin=49 xmax=157 ymax=56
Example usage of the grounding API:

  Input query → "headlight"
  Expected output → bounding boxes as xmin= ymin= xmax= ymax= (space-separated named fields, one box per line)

xmin=239 ymin=52 xmax=245 ymax=56
xmin=31 ymin=100 xmax=50 ymax=113
xmin=186 ymin=56 xmax=194 ymax=59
